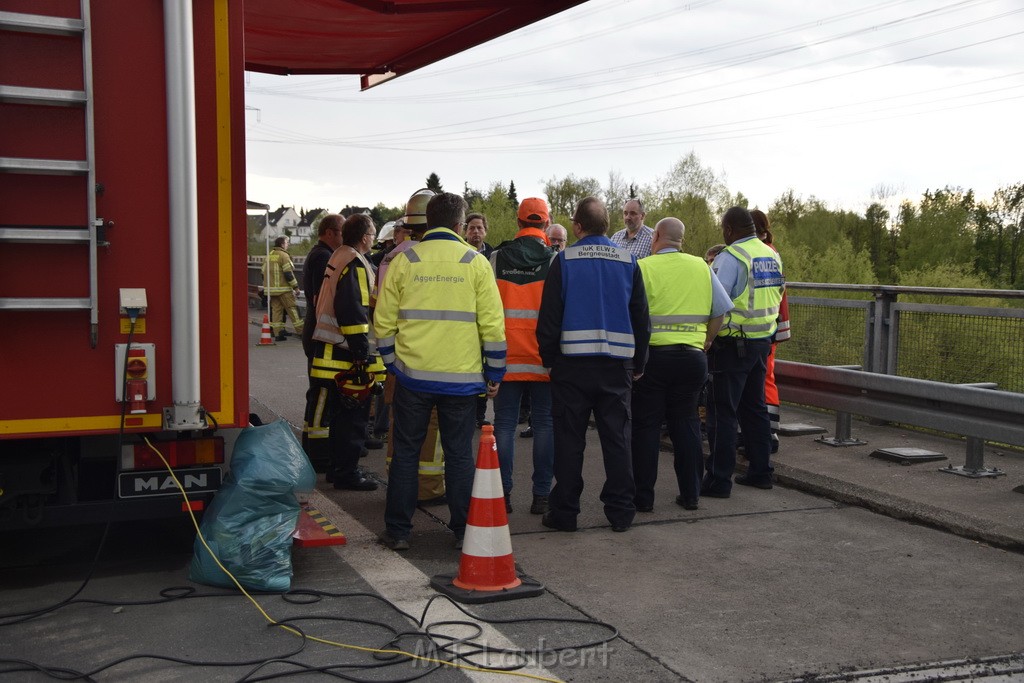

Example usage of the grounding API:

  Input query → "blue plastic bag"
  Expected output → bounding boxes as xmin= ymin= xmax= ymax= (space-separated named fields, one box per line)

xmin=189 ymin=420 xmax=316 ymax=592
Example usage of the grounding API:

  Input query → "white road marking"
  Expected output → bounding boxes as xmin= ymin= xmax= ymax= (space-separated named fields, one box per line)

xmin=307 ymin=489 xmax=560 ymax=683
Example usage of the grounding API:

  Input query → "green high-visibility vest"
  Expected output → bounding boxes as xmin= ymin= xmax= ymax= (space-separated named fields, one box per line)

xmin=639 ymin=251 xmax=713 ymax=349
xmin=719 ymin=239 xmax=784 ymax=339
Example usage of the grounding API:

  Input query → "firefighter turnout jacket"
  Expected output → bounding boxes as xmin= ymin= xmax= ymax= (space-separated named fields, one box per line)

xmin=264 ymin=245 xmax=299 ymax=294
xmin=374 ymin=227 xmax=506 ymax=396
xmin=310 ymin=247 xmax=383 ymax=381
xmin=490 ymin=227 xmax=552 ymax=382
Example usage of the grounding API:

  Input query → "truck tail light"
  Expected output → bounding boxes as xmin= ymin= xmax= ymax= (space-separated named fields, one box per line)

xmin=123 ymin=437 xmax=225 ymax=470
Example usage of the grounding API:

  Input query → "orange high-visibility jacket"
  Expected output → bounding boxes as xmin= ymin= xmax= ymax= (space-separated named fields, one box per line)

xmin=491 ymin=227 xmax=553 ymax=382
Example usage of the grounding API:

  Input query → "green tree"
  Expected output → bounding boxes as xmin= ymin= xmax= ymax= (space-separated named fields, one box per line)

xmin=542 ymin=174 xmax=601 ymax=218
xmin=425 ymin=172 xmax=443 ymax=193
xmin=990 ymin=183 xmax=1024 ymax=287
xmin=507 ymin=180 xmax=519 ymax=209
xmin=896 ymin=187 xmax=975 ymax=275
xmin=463 ymin=181 xmax=483 ymax=208
xmin=647 ymin=193 xmax=720 ymax=258
xmin=370 ymin=202 xmax=404 ymax=228
xmin=604 ymin=170 xmax=630 ymax=216
xmin=469 ymin=182 xmax=518 ymax=246
xmin=655 ymin=151 xmax=731 ymax=214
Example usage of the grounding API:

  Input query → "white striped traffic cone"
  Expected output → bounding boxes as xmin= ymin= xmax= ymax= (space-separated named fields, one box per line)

xmin=258 ymin=314 xmax=274 ymax=346
xmin=430 ymin=425 xmax=543 ymax=603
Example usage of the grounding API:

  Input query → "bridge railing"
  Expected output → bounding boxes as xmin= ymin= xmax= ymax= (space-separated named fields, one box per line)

xmin=777 ymin=284 xmax=1024 ymax=476
xmin=780 ymin=284 xmax=1024 ymax=394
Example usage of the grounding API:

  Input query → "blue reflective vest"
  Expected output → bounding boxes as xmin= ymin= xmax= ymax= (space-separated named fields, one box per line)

xmin=557 ymin=235 xmax=637 ymax=360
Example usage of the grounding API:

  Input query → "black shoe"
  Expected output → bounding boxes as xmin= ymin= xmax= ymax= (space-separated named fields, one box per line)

xmin=333 ymin=475 xmax=378 ymax=491
xmin=379 ymin=532 xmax=409 ymax=551
xmin=541 ymin=512 xmax=576 ymax=532
xmin=529 ymin=495 xmax=549 ymax=515
xmin=364 ymin=436 xmax=384 ymax=450
xmin=611 ymin=523 xmax=631 ymax=533
xmin=504 ymin=493 xmax=513 ymax=513
xmin=675 ymin=495 xmax=699 ymax=510
xmin=700 ymin=487 xmax=731 ymax=499
xmin=735 ymin=474 xmax=773 ymax=490
xmin=519 ymin=426 xmax=534 ymax=438
xmin=274 ymin=334 xmax=288 ymax=341
xmin=635 ymin=504 xmax=653 ymax=513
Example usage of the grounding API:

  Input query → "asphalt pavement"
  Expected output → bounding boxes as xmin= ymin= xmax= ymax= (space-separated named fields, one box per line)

xmin=1 ymin=319 xmax=1021 ymax=682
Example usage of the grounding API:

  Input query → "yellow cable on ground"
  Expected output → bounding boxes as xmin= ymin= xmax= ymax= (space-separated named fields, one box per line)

xmin=143 ymin=436 xmax=561 ymax=682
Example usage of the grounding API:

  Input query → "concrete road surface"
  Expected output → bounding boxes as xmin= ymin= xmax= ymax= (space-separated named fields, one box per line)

xmin=1 ymin=318 xmax=1021 ymax=682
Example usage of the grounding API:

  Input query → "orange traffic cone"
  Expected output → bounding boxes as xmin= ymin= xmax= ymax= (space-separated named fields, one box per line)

xmin=258 ymin=314 xmax=274 ymax=346
xmin=430 ymin=425 xmax=544 ymax=604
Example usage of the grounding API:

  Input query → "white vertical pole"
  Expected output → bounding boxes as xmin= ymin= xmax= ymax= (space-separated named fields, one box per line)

xmin=163 ymin=0 xmax=204 ymax=429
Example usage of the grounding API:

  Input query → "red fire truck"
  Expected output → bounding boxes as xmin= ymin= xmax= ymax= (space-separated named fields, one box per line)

xmin=0 ymin=0 xmax=583 ymax=529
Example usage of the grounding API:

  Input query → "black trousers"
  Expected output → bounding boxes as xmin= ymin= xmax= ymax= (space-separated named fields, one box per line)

xmin=549 ymin=356 xmax=635 ymax=528
xmin=631 ymin=345 xmax=707 ymax=507
xmin=306 ymin=377 xmax=366 ymax=483
xmin=704 ymin=337 xmax=773 ymax=493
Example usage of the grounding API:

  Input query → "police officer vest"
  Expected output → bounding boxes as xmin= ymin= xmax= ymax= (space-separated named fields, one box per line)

xmin=719 ymin=238 xmax=784 ymax=339
xmin=639 ymin=251 xmax=713 ymax=349
xmin=558 ymin=236 xmax=636 ymax=360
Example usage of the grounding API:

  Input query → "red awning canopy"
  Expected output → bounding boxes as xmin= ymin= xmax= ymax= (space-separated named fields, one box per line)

xmin=244 ymin=0 xmax=586 ymax=88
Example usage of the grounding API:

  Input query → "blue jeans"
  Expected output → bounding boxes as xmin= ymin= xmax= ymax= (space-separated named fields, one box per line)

xmin=384 ymin=383 xmax=476 ymax=541
xmin=493 ymin=381 xmax=553 ymax=497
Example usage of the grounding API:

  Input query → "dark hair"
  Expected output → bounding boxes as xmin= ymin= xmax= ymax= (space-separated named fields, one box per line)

xmin=465 ymin=212 xmax=487 ymax=229
xmin=274 ymin=236 xmax=288 ymax=247
xmin=426 ymin=192 xmax=467 ymax=231
xmin=341 ymin=213 xmax=374 ymax=247
xmin=624 ymin=197 xmax=645 ymax=214
xmin=750 ymin=209 xmax=773 ymax=244
xmin=573 ymin=197 xmax=609 ymax=236
xmin=318 ymin=213 xmax=343 ymax=237
xmin=722 ymin=206 xmax=755 ymax=236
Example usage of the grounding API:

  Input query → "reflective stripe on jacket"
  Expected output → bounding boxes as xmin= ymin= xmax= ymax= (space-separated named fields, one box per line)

xmin=310 ymin=251 xmax=382 ymax=381
xmin=373 ymin=227 xmax=506 ymax=396
xmin=558 ymin=237 xmax=636 ymax=359
xmin=313 ymin=247 xmax=376 ymax=347
xmin=491 ymin=228 xmax=552 ymax=382
xmin=719 ymin=238 xmax=784 ymax=339
xmin=263 ymin=246 xmax=298 ymax=294
xmin=640 ymin=251 xmax=713 ymax=349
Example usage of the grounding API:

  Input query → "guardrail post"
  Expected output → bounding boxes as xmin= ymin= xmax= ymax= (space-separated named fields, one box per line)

xmin=940 ymin=437 xmax=1005 ymax=478
xmin=816 ymin=412 xmax=867 ymax=447
xmin=870 ymin=288 xmax=895 ymax=374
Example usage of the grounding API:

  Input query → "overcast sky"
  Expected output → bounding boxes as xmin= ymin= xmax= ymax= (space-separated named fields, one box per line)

xmin=244 ymin=0 xmax=1024 ymax=218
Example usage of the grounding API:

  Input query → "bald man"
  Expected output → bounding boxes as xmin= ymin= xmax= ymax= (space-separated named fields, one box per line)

xmin=632 ymin=217 xmax=732 ymax=511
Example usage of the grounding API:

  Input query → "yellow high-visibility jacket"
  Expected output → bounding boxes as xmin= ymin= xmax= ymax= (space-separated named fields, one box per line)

xmin=374 ymin=227 xmax=506 ymax=396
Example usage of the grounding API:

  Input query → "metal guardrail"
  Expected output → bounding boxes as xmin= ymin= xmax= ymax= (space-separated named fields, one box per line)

xmin=783 ymin=283 xmax=1024 ymax=393
xmin=775 ymin=360 xmax=1024 ymax=477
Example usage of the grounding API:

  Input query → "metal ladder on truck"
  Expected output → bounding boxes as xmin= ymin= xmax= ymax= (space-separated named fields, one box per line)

xmin=0 ymin=1 xmax=101 ymax=347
